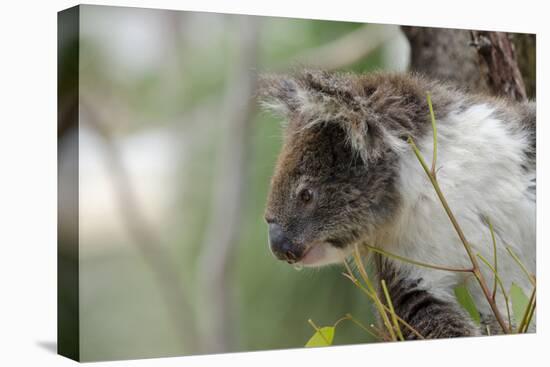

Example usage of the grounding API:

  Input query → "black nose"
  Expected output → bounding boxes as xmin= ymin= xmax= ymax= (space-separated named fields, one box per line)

xmin=268 ymin=223 xmax=301 ymax=263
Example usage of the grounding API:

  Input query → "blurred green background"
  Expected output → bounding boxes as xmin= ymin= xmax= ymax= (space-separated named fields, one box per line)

xmin=58 ymin=4 xmax=410 ymax=361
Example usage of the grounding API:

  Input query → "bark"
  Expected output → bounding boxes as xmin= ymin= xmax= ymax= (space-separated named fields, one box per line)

xmin=510 ymin=33 xmax=536 ymax=98
xmin=470 ymin=31 xmax=527 ymax=102
xmin=402 ymin=26 xmax=490 ymax=94
xmin=402 ymin=26 xmax=535 ymax=101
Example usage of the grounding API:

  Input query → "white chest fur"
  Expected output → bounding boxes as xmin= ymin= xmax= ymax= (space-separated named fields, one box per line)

xmin=378 ymin=103 xmax=536 ymax=325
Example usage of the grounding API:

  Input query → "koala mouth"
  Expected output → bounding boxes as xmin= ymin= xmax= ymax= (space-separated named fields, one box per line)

xmin=268 ymin=221 xmax=354 ymax=267
xmin=295 ymin=240 xmax=352 ymax=267
xmin=298 ymin=243 xmax=329 ymax=266
xmin=278 ymin=243 xmax=315 ymax=265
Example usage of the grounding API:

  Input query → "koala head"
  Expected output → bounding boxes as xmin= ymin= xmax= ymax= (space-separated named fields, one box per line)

xmin=259 ymin=70 xmax=430 ymax=267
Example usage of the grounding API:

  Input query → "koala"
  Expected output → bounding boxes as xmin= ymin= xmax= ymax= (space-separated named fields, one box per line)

xmin=259 ymin=70 xmax=536 ymax=339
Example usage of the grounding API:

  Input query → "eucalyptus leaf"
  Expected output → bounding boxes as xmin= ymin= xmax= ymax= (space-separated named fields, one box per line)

xmin=454 ymin=284 xmax=481 ymax=325
xmin=510 ymin=283 xmax=529 ymax=324
xmin=305 ymin=326 xmax=335 ymax=347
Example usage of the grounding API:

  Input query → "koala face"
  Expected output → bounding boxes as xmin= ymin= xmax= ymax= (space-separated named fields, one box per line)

xmin=260 ymin=70 xmax=429 ymax=267
xmin=265 ymin=122 xmax=399 ymax=267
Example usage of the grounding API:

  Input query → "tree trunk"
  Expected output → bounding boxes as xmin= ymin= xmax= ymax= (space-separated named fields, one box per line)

xmin=470 ymin=31 xmax=527 ymax=102
xmin=402 ymin=26 xmax=535 ymax=101
xmin=402 ymin=26 xmax=490 ymax=94
xmin=510 ymin=33 xmax=536 ymax=98
xmin=196 ymin=16 xmax=261 ymax=354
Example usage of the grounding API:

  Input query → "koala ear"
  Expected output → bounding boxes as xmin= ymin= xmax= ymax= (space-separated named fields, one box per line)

xmin=257 ymin=75 xmax=303 ymax=117
xmin=257 ymin=70 xmax=351 ymax=119
xmin=326 ymin=113 xmax=381 ymax=164
xmin=258 ymin=70 xmax=406 ymax=163
xmin=341 ymin=110 xmax=410 ymax=164
xmin=339 ymin=118 xmax=370 ymax=163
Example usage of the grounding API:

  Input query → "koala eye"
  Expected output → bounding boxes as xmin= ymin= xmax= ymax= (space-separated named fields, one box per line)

xmin=298 ymin=188 xmax=313 ymax=204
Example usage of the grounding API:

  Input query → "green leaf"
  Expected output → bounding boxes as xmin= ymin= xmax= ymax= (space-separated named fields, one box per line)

xmin=510 ymin=283 xmax=529 ymax=324
xmin=305 ymin=326 xmax=335 ymax=347
xmin=454 ymin=284 xmax=481 ymax=325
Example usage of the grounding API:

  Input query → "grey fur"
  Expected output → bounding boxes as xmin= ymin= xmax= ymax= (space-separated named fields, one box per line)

xmin=259 ymin=69 xmax=534 ymax=340
xmin=376 ymin=256 xmax=480 ymax=339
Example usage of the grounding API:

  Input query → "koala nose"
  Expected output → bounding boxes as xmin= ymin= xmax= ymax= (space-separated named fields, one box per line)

xmin=268 ymin=223 xmax=301 ymax=263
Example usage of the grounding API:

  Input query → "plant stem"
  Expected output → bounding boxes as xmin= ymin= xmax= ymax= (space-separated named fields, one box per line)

xmin=517 ymin=286 xmax=536 ymax=333
xmin=333 ymin=314 xmax=352 ymax=328
xmin=427 ymin=92 xmax=437 ymax=176
xmin=487 ymin=218 xmax=498 ymax=301
xmin=381 ymin=279 xmax=404 ymax=341
xmin=408 ymin=136 xmax=510 ymax=333
xmin=351 ymin=247 xmax=397 ymax=341
xmin=477 ymin=253 xmax=512 ymax=327
xmin=344 ymin=313 xmax=381 ymax=340
xmin=506 ymin=246 xmax=536 ymax=286
xmin=342 ymin=262 xmax=424 ymax=339
xmin=365 ymin=245 xmax=472 ymax=273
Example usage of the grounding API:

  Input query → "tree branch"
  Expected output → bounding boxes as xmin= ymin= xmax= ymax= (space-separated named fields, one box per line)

xmin=196 ymin=16 xmax=261 ymax=353
xmin=81 ymin=101 xmax=199 ymax=353
xmin=288 ymin=24 xmax=400 ymax=71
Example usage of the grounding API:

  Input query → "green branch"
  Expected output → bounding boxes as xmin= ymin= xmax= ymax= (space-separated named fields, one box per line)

xmin=365 ymin=244 xmax=472 ymax=273
xmin=477 ymin=253 xmax=512 ymax=327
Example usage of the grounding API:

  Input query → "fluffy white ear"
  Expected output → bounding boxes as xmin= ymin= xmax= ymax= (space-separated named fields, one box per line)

xmin=258 ymin=70 xmax=407 ymax=163
xmin=331 ymin=113 xmax=400 ymax=164
xmin=257 ymin=71 xmax=359 ymax=124
xmin=257 ymin=75 xmax=302 ymax=117
xmin=257 ymin=71 xmax=345 ymax=118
